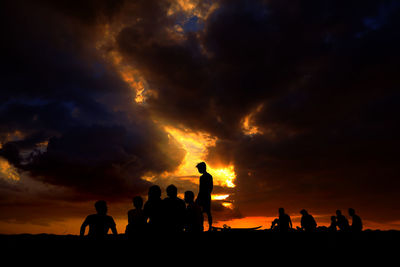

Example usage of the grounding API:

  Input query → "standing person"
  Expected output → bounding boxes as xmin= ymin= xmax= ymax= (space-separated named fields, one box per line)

xmin=348 ymin=208 xmax=363 ymax=232
xmin=163 ymin=184 xmax=186 ymax=233
xmin=336 ymin=210 xmax=350 ymax=232
xmin=195 ymin=162 xmax=213 ymax=231
xmin=143 ymin=185 xmax=164 ymax=232
xmin=300 ymin=209 xmax=317 ymax=232
xmin=278 ymin=208 xmax=292 ymax=232
xmin=184 ymin=190 xmax=204 ymax=233
xmin=126 ymin=196 xmax=147 ymax=237
xmin=80 ymin=200 xmax=118 ymax=239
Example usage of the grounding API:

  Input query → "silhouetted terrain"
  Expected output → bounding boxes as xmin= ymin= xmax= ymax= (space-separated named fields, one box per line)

xmin=1 ymin=230 xmax=398 ymax=264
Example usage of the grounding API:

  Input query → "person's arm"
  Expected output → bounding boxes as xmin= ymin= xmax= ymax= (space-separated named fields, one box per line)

xmin=289 ymin=216 xmax=293 ymax=229
xmin=80 ymin=218 xmax=89 ymax=236
xmin=110 ymin=218 xmax=118 ymax=236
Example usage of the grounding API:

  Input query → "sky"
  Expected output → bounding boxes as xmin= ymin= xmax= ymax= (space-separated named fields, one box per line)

xmin=1 ymin=0 xmax=400 ymax=234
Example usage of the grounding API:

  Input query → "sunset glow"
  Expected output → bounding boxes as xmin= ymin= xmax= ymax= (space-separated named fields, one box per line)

xmin=164 ymin=125 xmax=236 ymax=189
xmin=0 ymin=157 xmax=20 ymax=181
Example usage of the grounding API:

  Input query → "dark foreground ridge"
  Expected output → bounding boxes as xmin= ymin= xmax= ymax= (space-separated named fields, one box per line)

xmin=1 ymin=230 xmax=399 ymax=264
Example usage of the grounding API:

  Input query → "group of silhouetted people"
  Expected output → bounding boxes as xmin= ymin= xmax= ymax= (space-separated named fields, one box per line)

xmin=270 ymin=208 xmax=363 ymax=233
xmin=80 ymin=162 xmax=213 ymax=239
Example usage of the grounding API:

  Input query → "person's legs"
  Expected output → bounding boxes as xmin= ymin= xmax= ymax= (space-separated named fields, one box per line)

xmin=206 ymin=210 xmax=212 ymax=231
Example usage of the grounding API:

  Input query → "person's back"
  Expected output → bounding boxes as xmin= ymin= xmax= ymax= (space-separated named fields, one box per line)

xmin=163 ymin=185 xmax=186 ymax=232
xmin=143 ymin=185 xmax=164 ymax=232
xmin=80 ymin=200 xmax=117 ymax=239
xmin=278 ymin=208 xmax=292 ymax=232
xmin=184 ymin=191 xmax=204 ymax=233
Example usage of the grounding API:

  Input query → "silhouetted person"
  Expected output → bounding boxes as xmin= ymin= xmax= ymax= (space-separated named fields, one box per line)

xmin=143 ymin=185 xmax=164 ymax=232
xmin=348 ymin=208 xmax=363 ymax=232
xmin=278 ymin=208 xmax=292 ymax=232
xmin=163 ymin=184 xmax=186 ymax=232
xmin=184 ymin=191 xmax=204 ymax=233
xmin=300 ymin=209 xmax=317 ymax=232
xmin=126 ymin=196 xmax=147 ymax=237
xmin=336 ymin=210 xmax=350 ymax=232
xmin=328 ymin=216 xmax=337 ymax=232
xmin=195 ymin=162 xmax=213 ymax=231
xmin=80 ymin=200 xmax=118 ymax=239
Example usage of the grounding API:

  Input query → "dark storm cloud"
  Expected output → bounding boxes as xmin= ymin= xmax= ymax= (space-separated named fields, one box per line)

xmin=115 ymin=0 xmax=400 ymax=222
xmin=0 ymin=0 xmax=185 ymax=200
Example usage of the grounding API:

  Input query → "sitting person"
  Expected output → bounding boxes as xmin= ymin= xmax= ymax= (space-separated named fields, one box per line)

xmin=80 ymin=200 xmax=118 ymax=239
xmin=163 ymin=184 xmax=186 ymax=233
xmin=336 ymin=210 xmax=350 ymax=232
xmin=300 ymin=209 xmax=317 ymax=232
xmin=349 ymin=208 xmax=363 ymax=232
xmin=184 ymin=191 xmax=204 ymax=233
xmin=143 ymin=185 xmax=164 ymax=232
xmin=328 ymin=215 xmax=337 ymax=232
xmin=126 ymin=196 xmax=147 ymax=237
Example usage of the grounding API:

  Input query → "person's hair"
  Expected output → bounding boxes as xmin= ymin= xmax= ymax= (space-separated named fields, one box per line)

xmin=184 ymin=191 xmax=195 ymax=202
xmin=148 ymin=185 xmax=161 ymax=200
xmin=336 ymin=210 xmax=342 ymax=215
xmin=166 ymin=184 xmax=178 ymax=198
xmin=348 ymin=208 xmax=355 ymax=215
xmin=133 ymin=196 xmax=143 ymax=209
xmin=95 ymin=200 xmax=107 ymax=214
xmin=196 ymin=162 xmax=206 ymax=170
xmin=279 ymin=208 xmax=284 ymax=214
xmin=300 ymin=209 xmax=307 ymax=215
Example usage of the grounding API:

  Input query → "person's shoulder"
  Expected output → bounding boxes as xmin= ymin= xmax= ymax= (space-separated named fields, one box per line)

xmin=178 ymin=197 xmax=186 ymax=205
xmin=128 ymin=209 xmax=135 ymax=215
xmin=86 ymin=214 xmax=97 ymax=220
xmin=106 ymin=215 xmax=116 ymax=223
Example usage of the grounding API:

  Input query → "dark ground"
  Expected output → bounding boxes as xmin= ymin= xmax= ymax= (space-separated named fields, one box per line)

xmin=1 ymin=230 xmax=399 ymax=264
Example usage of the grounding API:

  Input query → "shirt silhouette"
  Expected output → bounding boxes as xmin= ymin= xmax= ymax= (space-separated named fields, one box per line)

xmin=80 ymin=200 xmax=117 ymax=239
xmin=163 ymin=184 xmax=186 ymax=232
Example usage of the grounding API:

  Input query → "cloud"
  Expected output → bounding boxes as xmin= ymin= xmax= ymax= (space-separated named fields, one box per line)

xmin=1 ymin=0 xmax=400 ymax=229
xmin=0 ymin=0 xmax=185 ymax=202
xmin=115 ymin=0 xmax=400 ymax=222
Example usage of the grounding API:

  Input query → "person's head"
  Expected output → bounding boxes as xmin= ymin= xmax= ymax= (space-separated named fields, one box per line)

xmin=184 ymin=191 xmax=195 ymax=204
xmin=95 ymin=200 xmax=107 ymax=215
xmin=348 ymin=208 xmax=355 ymax=216
xmin=148 ymin=185 xmax=161 ymax=200
xmin=300 ymin=209 xmax=308 ymax=216
xmin=133 ymin=196 xmax=143 ymax=209
xmin=196 ymin=162 xmax=207 ymax=174
xmin=336 ymin=210 xmax=342 ymax=216
xmin=279 ymin=208 xmax=285 ymax=215
xmin=166 ymin=184 xmax=178 ymax=198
